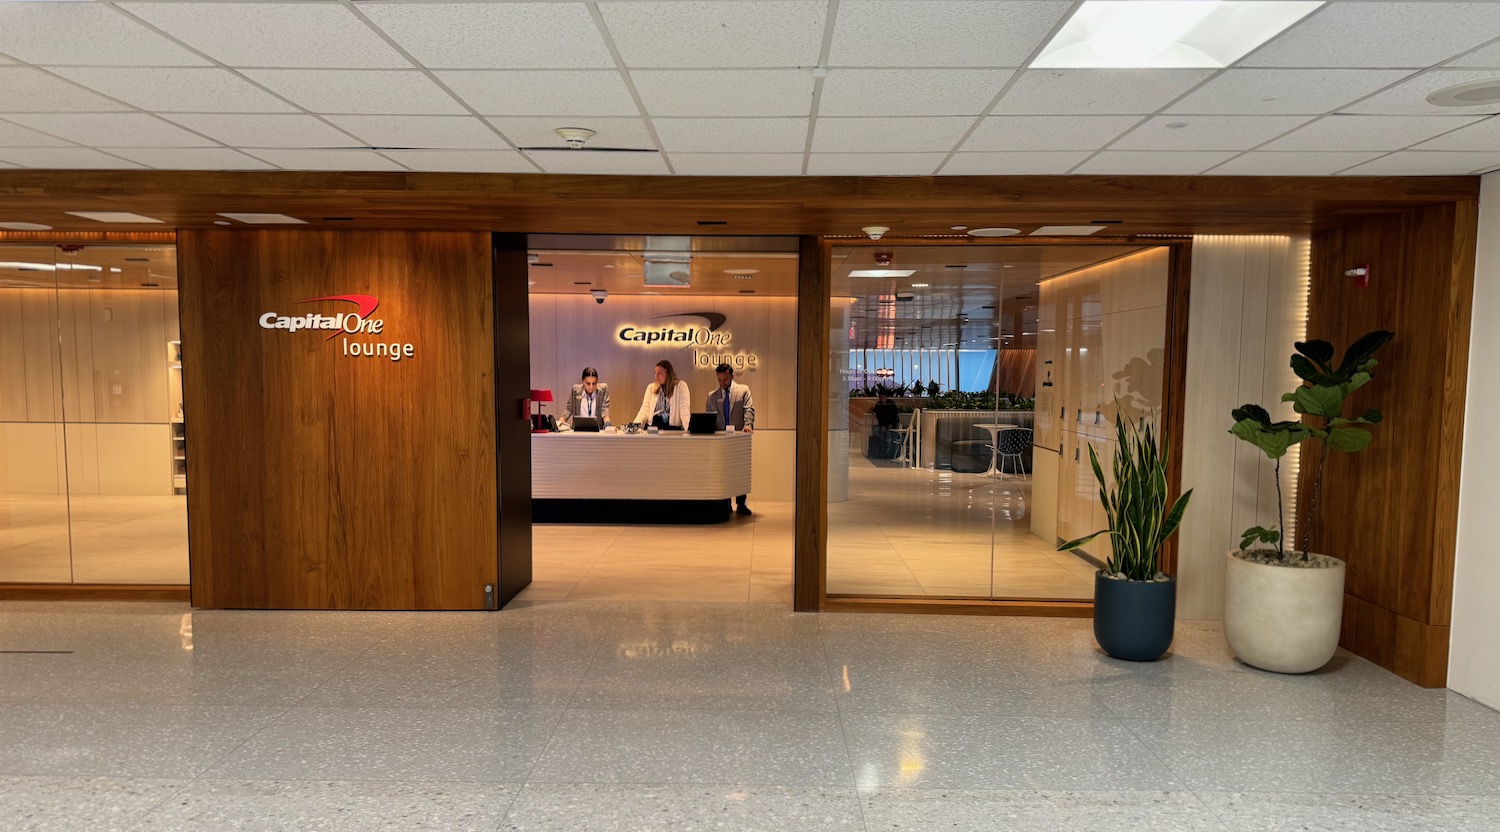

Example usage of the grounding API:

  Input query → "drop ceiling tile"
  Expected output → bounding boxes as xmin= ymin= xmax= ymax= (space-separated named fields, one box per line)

xmin=0 ymin=3 xmax=209 ymax=67
xmin=962 ymin=115 xmax=1140 ymax=151
xmin=1166 ymin=69 xmax=1418 ymax=115
xmin=0 ymin=67 xmax=134 ymax=113
xmin=51 ymin=68 xmax=296 ymax=114
xmin=485 ymin=117 xmax=652 ymax=150
xmin=1339 ymin=70 xmax=1500 ymax=116
xmin=241 ymin=70 xmax=465 ymax=115
xmin=1241 ymin=3 xmax=1500 ymax=69
xmin=3 ymin=113 xmax=219 ymax=148
xmin=1263 ymin=115 xmax=1484 ymax=151
xmin=995 ymin=69 xmax=1217 ymax=115
xmin=819 ymin=69 xmax=1014 ymax=116
xmin=829 ymin=0 xmax=1070 ymax=67
xmin=159 ymin=114 xmax=359 ymax=148
xmin=1073 ymin=151 xmax=1239 ymax=175
xmin=0 ymin=120 xmax=76 ymax=148
xmin=527 ymin=151 xmax=670 ymax=175
xmin=361 ymin=2 xmax=614 ymax=69
xmin=1340 ymin=150 xmax=1500 ymax=176
xmin=940 ymin=151 xmax=1091 ymax=174
xmin=669 ymin=153 xmax=805 ymax=175
xmin=377 ymin=150 xmax=538 ymax=173
xmin=324 ymin=116 xmax=508 ymax=150
xmin=1204 ymin=151 xmax=1386 ymax=176
xmin=1413 ymin=115 xmax=1500 ymax=150
xmin=0 ymin=148 xmax=143 ymax=169
xmin=653 ymin=118 xmax=808 ymax=153
xmin=633 ymin=70 xmax=814 ymax=117
xmin=1112 ymin=115 xmax=1313 ymax=151
xmin=805 ymin=153 xmax=947 ymax=175
xmin=1448 ymin=41 xmax=1500 ymax=68
xmin=241 ymin=149 xmax=407 ymax=172
xmin=441 ymin=71 xmax=640 ymax=117
xmin=106 ymin=148 xmax=276 ymax=170
xmin=812 ymin=117 xmax=972 ymax=153
xmin=121 ymin=2 xmax=411 ymax=69
xmin=601 ymin=1 xmax=824 ymax=68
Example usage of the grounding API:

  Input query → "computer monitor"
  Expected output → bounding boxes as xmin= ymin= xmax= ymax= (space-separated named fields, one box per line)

xmin=687 ymin=412 xmax=720 ymax=435
xmin=572 ymin=416 xmax=601 ymax=433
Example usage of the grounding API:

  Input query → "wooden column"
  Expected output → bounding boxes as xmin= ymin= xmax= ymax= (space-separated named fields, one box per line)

xmin=1307 ymin=201 xmax=1478 ymax=687
xmin=1161 ymin=240 xmax=1193 ymax=576
xmin=493 ymin=234 xmax=533 ymax=606
xmin=793 ymin=235 xmax=830 ymax=612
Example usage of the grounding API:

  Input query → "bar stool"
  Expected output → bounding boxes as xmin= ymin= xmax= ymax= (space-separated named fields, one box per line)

xmin=891 ymin=425 xmax=915 ymax=467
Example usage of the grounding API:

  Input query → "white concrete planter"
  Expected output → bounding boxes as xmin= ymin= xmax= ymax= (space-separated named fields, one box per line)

xmin=1223 ymin=550 xmax=1346 ymax=674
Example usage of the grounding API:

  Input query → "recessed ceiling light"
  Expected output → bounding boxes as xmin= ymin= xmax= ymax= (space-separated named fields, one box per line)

xmin=216 ymin=213 xmax=305 ymax=224
xmin=1034 ymin=1 xmax=1322 ymax=69
xmin=213 ymin=220 xmax=231 ymax=226
xmin=950 ymin=225 xmax=968 ymax=231
xmin=850 ymin=269 xmax=916 ymax=278
xmin=1164 ymin=122 xmax=1190 ymax=129
xmin=66 ymin=212 xmax=164 ymax=224
xmin=966 ymin=227 xmax=1021 ymax=237
xmin=0 ymin=222 xmax=52 ymax=231
xmin=724 ymin=269 xmax=759 ymax=278
xmin=910 ymin=283 xmax=930 ymax=288
xmin=1427 ymin=79 xmax=1500 ymax=108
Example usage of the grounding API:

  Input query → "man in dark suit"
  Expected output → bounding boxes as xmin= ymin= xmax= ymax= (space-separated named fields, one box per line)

xmin=561 ymin=367 xmax=610 ymax=428
xmin=706 ymin=363 xmax=755 ymax=515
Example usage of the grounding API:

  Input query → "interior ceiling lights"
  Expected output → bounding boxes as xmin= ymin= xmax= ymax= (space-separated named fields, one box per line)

xmin=1034 ymin=0 xmax=1322 ymax=69
xmin=1428 ymin=79 xmax=1500 ymax=108
xmin=966 ymin=228 xmax=1021 ymax=237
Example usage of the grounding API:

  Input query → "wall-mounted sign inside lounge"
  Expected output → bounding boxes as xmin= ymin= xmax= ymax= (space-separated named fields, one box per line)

xmin=257 ymin=294 xmax=415 ymax=362
xmin=616 ymin=311 xmax=760 ymax=370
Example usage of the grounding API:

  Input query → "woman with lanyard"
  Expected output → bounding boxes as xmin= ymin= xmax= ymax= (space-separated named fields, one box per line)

xmin=633 ymin=359 xmax=690 ymax=429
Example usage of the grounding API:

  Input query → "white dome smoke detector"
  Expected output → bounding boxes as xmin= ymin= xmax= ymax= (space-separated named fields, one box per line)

xmin=554 ymin=127 xmax=597 ymax=148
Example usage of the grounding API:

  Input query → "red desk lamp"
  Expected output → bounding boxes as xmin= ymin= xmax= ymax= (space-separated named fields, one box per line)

xmin=529 ymin=388 xmax=554 ymax=432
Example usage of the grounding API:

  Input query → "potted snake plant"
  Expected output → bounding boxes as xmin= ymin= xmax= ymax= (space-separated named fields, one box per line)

xmin=1225 ymin=329 xmax=1393 ymax=674
xmin=1061 ymin=415 xmax=1193 ymax=662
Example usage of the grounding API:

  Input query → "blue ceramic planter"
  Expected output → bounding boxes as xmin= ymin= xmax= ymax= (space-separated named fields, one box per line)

xmin=1093 ymin=572 xmax=1176 ymax=662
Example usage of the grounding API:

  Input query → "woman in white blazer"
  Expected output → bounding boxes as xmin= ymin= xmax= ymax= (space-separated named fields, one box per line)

xmin=634 ymin=359 xmax=691 ymax=428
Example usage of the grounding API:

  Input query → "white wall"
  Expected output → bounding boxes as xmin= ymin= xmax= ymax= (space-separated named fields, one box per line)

xmin=1177 ymin=236 xmax=1309 ymax=619
xmin=1450 ymin=173 xmax=1500 ymax=709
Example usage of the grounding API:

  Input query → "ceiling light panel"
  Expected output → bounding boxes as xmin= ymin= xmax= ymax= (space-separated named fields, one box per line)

xmin=963 ymin=115 xmax=1140 ymax=151
xmin=444 ymin=71 xmax=641 ymax=117
xmin=241 ymin=69 xmax=466 ymax=116
xmin=362 ymin=2 xmax=613 ymax=70
xmin=995 ymin=68 xmax=1216 ymax=114
xmin=0 ymin=3 xmax=209 ymax=66
xmin=1241 ymin=2 xmax=1500 ymax=69
xmin=806 ymin=153 xmax=948 ymax=176
xmin=216 ymin=213 xmax=305 ymax=225
xmin=110 ymin=148 xmax=275 ymax=170
xmin=828 ymin=0 xmax=1071 ymax=67
xmin=600 ymin=1 xmax=824 ymax=68
xmin=121 ymin=3 xmax=409 ymax=69
xmin=1034 ymin=1 xmax=1322 ymax=69
xmin=811 ymin=117 xmax=973 ymax=154
xmin=1112 ymin=115 xmax=1314 ymax=151
xmin=159 ymin=114 xmax=361 ymax=149
xmin=1204 ymin=150 xmax=1384 ymax=176
xmin=632 ymin=70 xmax=815 ymax=118
xmin=1075 ymin=150 xmax=1238 ymax=174
xmin=819 ymin=69 xmax=1016 ymax=117
xmin=653 ymin=118 xmax=809 ymax=154
xmin=379 ymin=150 xmax=536 ymax=173
xmin=1166 ymin=68 xmax=1416 ymax=115
xmin=51 ymin=67 xmax=297 ymax=114
xmin=1340 ymin=70 xmax=1500 ymax=116
xmin=239 ymin=149 xmax=406 ymax=172
xmin=324 ymin=116 xmax=509 ymax=150
xmin=0 ymin=67 xmax=134 ymax=112
xmin=1264 ymin=115 xmax=1485 ymax=152
xmin=0 ymin=148 xmax=142 ymax=168
xmin=4 ymin=113 xmax=217 ymax=148
xmin=670 ymin=153 xmax=804 ymax=176
xmin=66 ymin=211 xmax=163 ymax=223
xmin=941 ymin=150 xmax=1092 ymax=175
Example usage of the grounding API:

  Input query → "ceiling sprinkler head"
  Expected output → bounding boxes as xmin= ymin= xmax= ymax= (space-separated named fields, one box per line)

xmin=862 ymin=226 xmax=890 ymax=240
xmin=554 ymin=127 xmax=596 ymax=149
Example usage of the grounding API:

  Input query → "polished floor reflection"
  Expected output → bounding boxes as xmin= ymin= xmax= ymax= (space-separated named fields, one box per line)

xmin=1 ymin=599 xmax=1496 ymax=831
xmin=0 ymin=495 xmax=189 ymax=585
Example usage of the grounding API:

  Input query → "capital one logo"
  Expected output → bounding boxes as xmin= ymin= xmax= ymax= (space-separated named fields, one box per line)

xmin=258 ymin=294 xmax=415 ymax=362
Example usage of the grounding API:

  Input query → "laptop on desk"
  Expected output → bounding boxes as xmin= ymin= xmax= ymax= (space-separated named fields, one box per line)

xmin=688 ymin=412 xmax=719 ymax=435
xmin=572 ymin=416 xmax=601 ymax=433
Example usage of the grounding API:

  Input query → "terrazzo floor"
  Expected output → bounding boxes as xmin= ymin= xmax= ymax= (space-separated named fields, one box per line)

xmin=2 ymin=599 xmax=1497 ymax=831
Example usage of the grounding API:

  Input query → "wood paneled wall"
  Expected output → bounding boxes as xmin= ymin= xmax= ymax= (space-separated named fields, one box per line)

xmin=1307 ymin=202 xmax=1478 ymax=687
xmin=180 ymin=230 xmax=498 ymax=610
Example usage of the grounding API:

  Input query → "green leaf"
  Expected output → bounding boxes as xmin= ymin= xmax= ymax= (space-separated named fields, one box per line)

xmin=1230 ymin=419 xmax=1297 ymax=458
xmin=1058 ymin=530 xmax=1107 ymax=552
xmin=1335 ymin=329 xmax=1395 ymax=377
xmin=1231 ymin=403 xmax=1272 ymax=424
xmin=1290 ymin=354 xmax=1339 ymax=385
xmin=1285 ymin=384 xmax=1344 ymax=418
xmin=1326 ymin=425 xmax=1373 ymax=452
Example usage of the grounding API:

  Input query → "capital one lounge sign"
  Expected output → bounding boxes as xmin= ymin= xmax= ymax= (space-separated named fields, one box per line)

xmin=616 ymin=311 xmax=760 ymax=371
xmin=258 ymin=294 xmax=416 ymax=362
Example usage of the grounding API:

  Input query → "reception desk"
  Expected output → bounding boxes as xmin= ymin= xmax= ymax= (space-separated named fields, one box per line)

xmin=531 ymin=430 xmax=752 ymax=523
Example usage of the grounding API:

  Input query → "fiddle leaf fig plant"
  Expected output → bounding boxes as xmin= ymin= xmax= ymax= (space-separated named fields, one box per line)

xmin=1229 ymin=329 xmax=1394 ymax=562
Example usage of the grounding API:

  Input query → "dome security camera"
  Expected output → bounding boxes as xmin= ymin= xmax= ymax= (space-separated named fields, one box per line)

xmin=591 ymin=288 xmax=607 ymax=304
xmin=862 ymin=226 xmax=890 ymax=240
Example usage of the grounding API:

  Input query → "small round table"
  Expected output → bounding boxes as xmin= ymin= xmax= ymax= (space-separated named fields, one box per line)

xmin=973 ymin=423 xmax=1011 ymax=477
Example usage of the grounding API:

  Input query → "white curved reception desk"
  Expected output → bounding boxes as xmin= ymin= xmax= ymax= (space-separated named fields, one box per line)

xmin=532 ymin=430 xmax=752 ymax=523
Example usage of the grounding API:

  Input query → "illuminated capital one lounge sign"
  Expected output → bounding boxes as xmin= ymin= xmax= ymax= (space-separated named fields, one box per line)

xmin=617 ymin=311 xmax=760 ymax=370
xmin=258 ymin=294 xmax=416 ymax=362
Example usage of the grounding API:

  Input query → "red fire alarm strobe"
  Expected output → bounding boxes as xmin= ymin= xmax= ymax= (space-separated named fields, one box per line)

xmin=1344 ymin=263 xmax=1371 ymax=289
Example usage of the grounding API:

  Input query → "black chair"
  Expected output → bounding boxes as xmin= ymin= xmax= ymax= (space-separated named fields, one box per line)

xmin=993 ymin=427 xmax=1033 ymax=479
